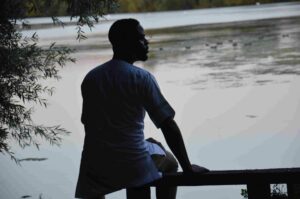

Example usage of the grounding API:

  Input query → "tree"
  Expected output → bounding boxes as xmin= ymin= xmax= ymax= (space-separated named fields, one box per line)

xmin=0 ymin=0 xmax=117 ymax=163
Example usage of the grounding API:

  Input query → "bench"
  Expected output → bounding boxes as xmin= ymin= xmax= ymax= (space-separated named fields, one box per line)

xmin=126 ymin=167 xmax=300 ymax=199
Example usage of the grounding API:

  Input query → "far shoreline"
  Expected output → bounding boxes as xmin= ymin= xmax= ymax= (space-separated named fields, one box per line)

xmin=145 ymin=15 xmax=300 ymax=34
xmin=19 ymin=1 xmax=300 ymax=34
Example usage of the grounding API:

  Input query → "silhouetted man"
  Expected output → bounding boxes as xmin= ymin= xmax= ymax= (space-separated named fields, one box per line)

xmin=75 ymin=18 xmax=209 ymax=199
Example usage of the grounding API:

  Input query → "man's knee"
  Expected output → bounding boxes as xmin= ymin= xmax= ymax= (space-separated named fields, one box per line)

xmin=165 ymin=151 xmax=178 ymax=173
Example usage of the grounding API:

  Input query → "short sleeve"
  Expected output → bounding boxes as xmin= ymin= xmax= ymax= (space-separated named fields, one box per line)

xmin=81 ymin=77 xmax=94 ymax=125
xmin=81 ymin=76 xmax=101 ymax=126
xmin=141 ymin=73 xmax=175 ymax=128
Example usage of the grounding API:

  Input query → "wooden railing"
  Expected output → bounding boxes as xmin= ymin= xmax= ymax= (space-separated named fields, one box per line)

xmin=126 ymin=167 xmax=300 ymax=199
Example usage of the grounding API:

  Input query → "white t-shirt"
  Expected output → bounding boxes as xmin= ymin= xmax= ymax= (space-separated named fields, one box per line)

xmin=75 ymin=59 xmax=175 ymax=198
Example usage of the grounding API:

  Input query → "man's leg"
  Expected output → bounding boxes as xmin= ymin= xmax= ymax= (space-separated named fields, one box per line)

xmin=126 ymin=186 xmax=151 ymax=199
xmin=152 ymin=150 xmax=178 ymax=199
xmin=126 ymin=139 xmax=178 ymax=199
xmin=80 ymin=196 xmax=105 ymax=199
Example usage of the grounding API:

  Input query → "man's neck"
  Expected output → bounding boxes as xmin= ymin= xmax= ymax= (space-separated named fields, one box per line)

xmin=113 ymin=54 xmax=135 ymax=64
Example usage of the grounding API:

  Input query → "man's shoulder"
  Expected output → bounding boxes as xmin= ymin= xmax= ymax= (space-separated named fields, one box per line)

xmin=83 ymin=59 xmax=153 ymax=84
xmin=130 ymin=63 xmax=151 ymax=77
xmin=82 ymin=60 xmax=115 ymax=85
xmin=85 ymin=60 xmax=110 ymax=77
xmin=109 ymin=59 xmax=152 ymax=79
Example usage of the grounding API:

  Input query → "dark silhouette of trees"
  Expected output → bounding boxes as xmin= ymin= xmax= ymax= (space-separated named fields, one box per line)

xmin=0 ymin=0 xmax=117 ymax=163
xmin=7 ymin=0 xmax=299 ymax=15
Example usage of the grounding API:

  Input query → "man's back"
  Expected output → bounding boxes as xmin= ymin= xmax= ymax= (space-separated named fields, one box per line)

xmin=75 ymin=18 xmax=208 ymax=199
xmin=76 ymin=59 xmax=170 ymax=197
xmin=81 ymin=59 xmax=147 ymax=151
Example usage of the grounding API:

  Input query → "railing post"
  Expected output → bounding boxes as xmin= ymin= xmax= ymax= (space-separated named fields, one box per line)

xmin=247 ymin=183 xmax=271 ymax=199
xmin=126 ymin=186 xmax=151 ymax=199
xmin=287 ymin=184 xmax=300 ymax=199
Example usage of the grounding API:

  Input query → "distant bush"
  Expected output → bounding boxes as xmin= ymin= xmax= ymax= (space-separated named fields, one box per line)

xmin=111 ymin=0 xmax=300 ymax=13
xmin=241 ymin=184 xmax=288 ymax=199
xmin=20 ymin=0 xmax=300 ymax=16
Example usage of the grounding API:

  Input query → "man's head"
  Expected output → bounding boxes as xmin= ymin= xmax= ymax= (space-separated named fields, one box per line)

xmin=108 ymin=18 xmax=149 ymax=62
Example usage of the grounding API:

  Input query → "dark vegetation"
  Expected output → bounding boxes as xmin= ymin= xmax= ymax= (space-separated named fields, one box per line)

xmin=0 ymin=0 xmax=116 ymax=163
xmin=24 ymin=0 xmax=300 ymax=16
xmin=118 ymin=0 xmax=300 ymax=12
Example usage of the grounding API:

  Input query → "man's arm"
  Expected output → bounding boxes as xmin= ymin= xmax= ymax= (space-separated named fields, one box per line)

xmin=160 ymin=117 xmax=209 ymax=173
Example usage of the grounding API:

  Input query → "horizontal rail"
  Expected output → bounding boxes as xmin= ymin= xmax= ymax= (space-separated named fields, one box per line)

xmin=127 ymin=167 xmax=300 ymax=199
xmin=149 ymin=167 xmax=300 ymax=186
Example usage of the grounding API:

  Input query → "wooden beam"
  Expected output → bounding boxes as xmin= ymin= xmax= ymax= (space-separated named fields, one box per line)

xmin=148 ymin=168 xmax=300 ymax=187
xmin=247 ymin=183 xmax=271 ymax=199
xmin=287 ymin=184 xmax=300 ymax=199
xmin=126 ymin=186 xmax=151 ymax=199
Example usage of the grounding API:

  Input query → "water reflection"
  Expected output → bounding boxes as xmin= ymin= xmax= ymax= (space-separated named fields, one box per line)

xmin=142 ymin=17 xmax=300 ymax=89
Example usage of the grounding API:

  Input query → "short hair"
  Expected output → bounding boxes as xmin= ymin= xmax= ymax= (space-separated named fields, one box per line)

xmin=108 ymin=18 xmax=140 ymax=47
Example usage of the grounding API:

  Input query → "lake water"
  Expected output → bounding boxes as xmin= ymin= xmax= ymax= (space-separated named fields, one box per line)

xmin=1 ymin=2 xmax=300 ymax=199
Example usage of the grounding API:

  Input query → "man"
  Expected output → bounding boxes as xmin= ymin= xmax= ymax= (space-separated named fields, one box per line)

xmin=75 ymin=18 xmax=209 ymax=199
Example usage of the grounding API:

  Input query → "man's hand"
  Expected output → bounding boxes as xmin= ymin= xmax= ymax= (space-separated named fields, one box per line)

xmin=185 ymin=164 xmax=209 ymax=174
xmin=160 ymin=118 xmax=209 ymax=175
